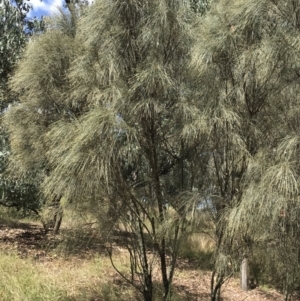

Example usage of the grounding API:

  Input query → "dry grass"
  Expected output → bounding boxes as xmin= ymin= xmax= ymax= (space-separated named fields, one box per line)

xmin=0 ymin=208 xmax=288 ymax=301
xmin=179 ymin=232 xmax=215 ymax=269
xmin=0 ymin=249 xmax=137 ymax=301
xmin=0 ymin=207 xmax=137 ymax=301
xmin=0 ymin=207 xmax=208 ymax=301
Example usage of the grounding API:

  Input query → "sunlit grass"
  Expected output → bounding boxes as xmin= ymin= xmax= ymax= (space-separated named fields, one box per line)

xmin=0 ymin=251 xmax=68 ymax=301
xmin=0 ymin=250 xmax=136 ymax=301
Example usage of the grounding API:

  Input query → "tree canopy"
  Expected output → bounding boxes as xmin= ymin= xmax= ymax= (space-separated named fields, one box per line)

xmin=5 ymin=0 xmax=300 ymax=300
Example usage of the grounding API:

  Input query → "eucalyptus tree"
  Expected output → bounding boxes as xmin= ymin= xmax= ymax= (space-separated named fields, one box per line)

xmin=0 ymin=0 xmax=45 ymax=106
xmin=0 ymin=0 xmax=27 ymax=185
xmin=8 ymin=0 xmax=204 ymax=300
xmin=0 ymin=0 xmax=46 ymax=215
xmin=0 ymin=0 xmax=26 ymax=105
xmin=188 ymin=0 xmax=300 ymax=298
xmin=190 ymin=0 xmax=211 ymax=14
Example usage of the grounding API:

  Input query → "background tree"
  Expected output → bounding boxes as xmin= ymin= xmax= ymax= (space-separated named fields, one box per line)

xmin=0 ymin=0 xmax=45 ymax=216
xmin=224 ymin=0 xmax=300 ymax=298
xmin=188 ymin=0 xmax=300 ymax=298
xmin=0 ymin=0 xmax=45 ymax=107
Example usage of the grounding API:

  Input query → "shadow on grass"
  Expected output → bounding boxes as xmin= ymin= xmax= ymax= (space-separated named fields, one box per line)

xmin=177 ymin=250 xmax=214 ymax=271
xmin=53 ymin=227 xmax=108 ymax=256
xmin=54 ymin=228 xmax=156 ymax=257
xmin=74 ymin=279 xmax=208 ymax=301
xmin=0 ymin=219 xmax=213 ymax=301
xmin=0 ymin=216 xmax=37 ymax=229
xmin=0 ymin=215 xmax=213 ymax=278
xmin=0 ymin=218 xmax=46 ymax=253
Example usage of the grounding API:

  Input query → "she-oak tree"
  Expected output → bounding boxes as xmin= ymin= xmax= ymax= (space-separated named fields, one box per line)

xmin=188 ymin=0 xmax=300 ymax=298
xmin=6 ymin=1 xmax=206 ymax=300
xmin=7 ymin=0 xmax=300 ymax=300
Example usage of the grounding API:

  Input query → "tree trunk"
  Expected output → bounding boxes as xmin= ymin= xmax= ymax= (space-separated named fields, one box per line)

xmin=42 ymin=195 xmax=63 ymax=234
xmin=147 ymin=115 xmax=171 ymax=301
xmin=53 ymin=207 xmax=63 ymax=234
xmin=143 ymin=274 xmax=153 ymax=301
xmin=241 ymin=255 xmax=248 ymax=291
xmin=211 ymin=271 xmax=223 ymax=301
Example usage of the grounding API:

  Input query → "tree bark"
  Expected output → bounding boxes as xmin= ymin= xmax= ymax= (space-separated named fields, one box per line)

xmin=211 ymin=271 xmax=223 ymax=301
xmin=143 ymin=274 xmax=153 ymax=301
xmin=42 ymin=195 xmax=63 ymax=234
xmin=53 ymin=208 xmax=63 ymax=234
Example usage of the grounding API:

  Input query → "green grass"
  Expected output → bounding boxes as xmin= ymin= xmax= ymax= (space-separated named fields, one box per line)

xmin=0 ymin=251 xmax=68 ymax=301
xmin=0 ymin=250 xmax=136 ymax=301
xmin=0 ymin=249 xmax=193 ymax=301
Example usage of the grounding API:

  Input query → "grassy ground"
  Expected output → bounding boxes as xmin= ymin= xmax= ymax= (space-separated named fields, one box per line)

xmin=0 ymin=247 xmax=136 ymax=301
xmin=0 ymin=208 xmax=289 ymax=301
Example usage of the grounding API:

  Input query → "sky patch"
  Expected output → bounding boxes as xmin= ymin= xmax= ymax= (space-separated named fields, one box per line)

xmin=28 ymin=0 xmax=64 ymax=18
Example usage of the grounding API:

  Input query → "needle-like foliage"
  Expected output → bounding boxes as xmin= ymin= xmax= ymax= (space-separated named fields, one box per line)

xmin=8 ymin=0 xmax=300 ymax=298
xmin=5 ymin=5 xmax=85 ymax=231
xmin=189 ymin=0 xmax=300 ymax=297
xmin=7 ymin=1 xmax=205 ymax=300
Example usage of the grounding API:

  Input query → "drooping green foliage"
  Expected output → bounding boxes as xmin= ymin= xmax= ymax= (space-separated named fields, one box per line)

xmin=4 ymin=5 xmax=86 ymax=227
xmin=45 ymin=1 xmax=201 ymax=299
xmin=6 ymin=0 xmax=300 ymax=299
xmin=7 ymin=1 xmax=206 ymax=299
xmin=212 ymin=0 xmax=300 ymax=248
xmin=188 ymin=0 xmax=300 ymax=298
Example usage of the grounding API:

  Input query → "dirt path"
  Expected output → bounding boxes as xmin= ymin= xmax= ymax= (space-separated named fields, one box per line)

xmin=0 ymin=221 xmax=296 ymax=301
